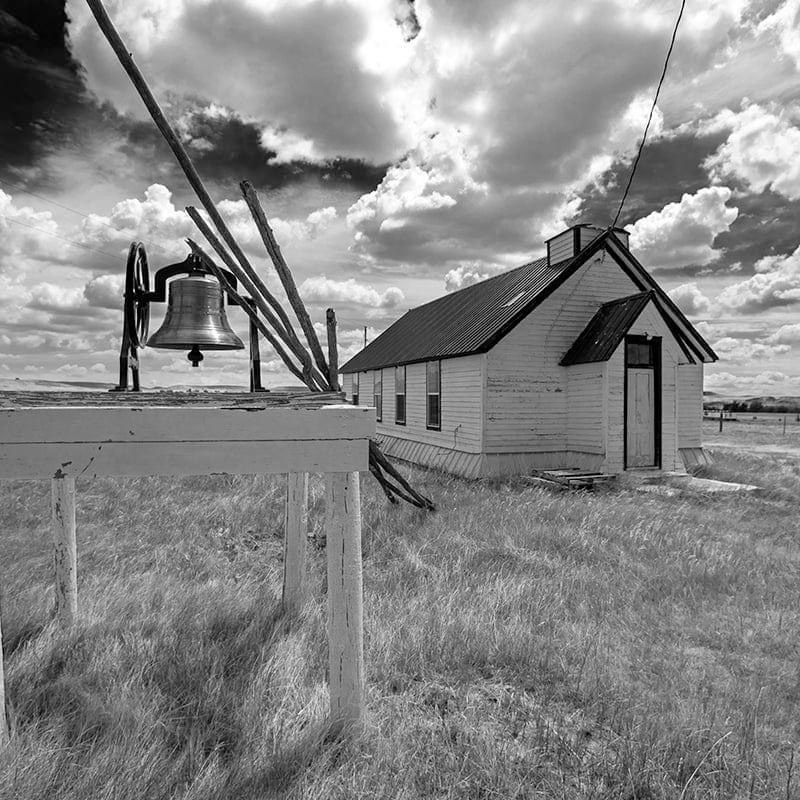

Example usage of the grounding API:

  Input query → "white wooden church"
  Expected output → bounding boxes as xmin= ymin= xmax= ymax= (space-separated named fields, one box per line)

xmin=340 ymin=224 xmax=716 ymax=478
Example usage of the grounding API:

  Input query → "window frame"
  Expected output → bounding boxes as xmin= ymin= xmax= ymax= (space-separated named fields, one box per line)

xmin=426 ymin=360 xmax=441 ymax=430
xmin=351 ymin=371 xmax=359 ymax=406
xmin=373 ymin=369 xmax=382 ymax=422
xmin=394 ymin=365 xmax=406 ymax=425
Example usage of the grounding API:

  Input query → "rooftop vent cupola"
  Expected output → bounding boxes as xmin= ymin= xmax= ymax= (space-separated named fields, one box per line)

xmin=545 ymin=224 xmax=630 ymax=267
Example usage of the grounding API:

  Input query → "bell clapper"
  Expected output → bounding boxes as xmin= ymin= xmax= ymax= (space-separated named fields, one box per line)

xmin=188 ymin=345 xmax=204 ymax=367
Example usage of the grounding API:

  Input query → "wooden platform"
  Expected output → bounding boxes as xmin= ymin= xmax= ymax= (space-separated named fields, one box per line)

xmin=0 ymin=390 xmax=344 ymax=409
xmin=525 ymin=469 xmax=617 ymax=490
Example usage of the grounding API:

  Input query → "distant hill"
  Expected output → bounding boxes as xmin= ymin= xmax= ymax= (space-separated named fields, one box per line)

xmin=703 ymin=394 xmax=800 ymax=413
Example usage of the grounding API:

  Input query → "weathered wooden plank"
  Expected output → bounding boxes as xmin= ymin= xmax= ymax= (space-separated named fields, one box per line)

xmin=0 ymin=406 xmax=374 ymax=444
xmin=0 ymin=616 xmax=6 ymax=746
xmin=325 ymin=471 xmax=365 ymax=731
xmin=51 ymin=476 xmax=78 ymax=626
xmin=282 ymin=472 xmax=308 ymax=613
xmin=0 ymin=440 xmax=368 ymax=480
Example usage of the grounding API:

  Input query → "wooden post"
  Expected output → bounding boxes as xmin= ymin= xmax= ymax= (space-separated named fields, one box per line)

xmin=325 ymin=471 xmax=365 ymax=731
xmin=51 ymin=476 xmax=78 ymax=626
xmin=0 ymin=608 xmax=7 ymax=746
xmin=326 ymin=308 xmax=339 ymax=392
xmin=719 ymin=407 xmax=723 ymax=433
xmin=282 ymin=472 xmax=308 ymax=613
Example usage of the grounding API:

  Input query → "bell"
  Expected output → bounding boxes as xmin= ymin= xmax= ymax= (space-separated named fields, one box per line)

xmin=147 ymin=271 xmax=244 ymax=366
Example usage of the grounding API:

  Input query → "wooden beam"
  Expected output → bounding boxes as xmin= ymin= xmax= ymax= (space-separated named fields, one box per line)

xmin=282 ymin=472 xmax=308 ymax=613
xmin=0 ymin=406 xmax=374 ymax=479
xmin=51 ymin=476 xmax=77 ymax=626
xmin=325 ymin=471 xmax=365 ymax=732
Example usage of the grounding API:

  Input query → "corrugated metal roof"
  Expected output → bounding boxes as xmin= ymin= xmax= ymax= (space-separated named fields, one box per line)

xmin=341 ymin=233 xmax=609 ymax=373
xmin=560 ymin=292 xmax=653 ymax=365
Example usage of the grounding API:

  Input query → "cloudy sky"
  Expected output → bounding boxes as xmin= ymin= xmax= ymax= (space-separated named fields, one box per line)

xmin=1 ymin=0 xmax=799 ymax=393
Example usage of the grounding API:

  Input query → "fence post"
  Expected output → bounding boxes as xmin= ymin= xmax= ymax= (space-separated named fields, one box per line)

xmin=52 ymin=476 xmax=78 ymax=626
xmin=0 ymin=610 xmax=7 ymax=746
xmin=719 ymin=408 xmax=723 ymax=433
xmin=325 ymin=471 xmax=365 ymax=732
xmin=282 ymin=472 xmax=309 ymax=613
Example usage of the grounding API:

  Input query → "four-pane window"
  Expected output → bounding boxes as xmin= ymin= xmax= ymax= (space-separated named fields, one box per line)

xmin=426 ymin=360 xmax=441 ymax=429
xmin=394 ymin=366 xmax=406 ymax=424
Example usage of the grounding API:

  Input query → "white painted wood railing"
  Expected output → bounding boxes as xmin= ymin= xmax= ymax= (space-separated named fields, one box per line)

xmin=0 ymin=403 xmax=375 ymax=743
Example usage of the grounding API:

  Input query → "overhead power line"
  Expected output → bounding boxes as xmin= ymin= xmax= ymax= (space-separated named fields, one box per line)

xmin=0 ymin=175 xmax=172 ymax=257
xmin=0 ymin=213 xmax=124 ymax=261
xmin=612 ymin=0 xmax=686 ymax=229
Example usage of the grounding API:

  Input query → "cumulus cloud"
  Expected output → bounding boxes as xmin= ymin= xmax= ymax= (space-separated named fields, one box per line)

xmin=628 ymin=187 xmax=738 ymax=270
xmin=79 ymin=184 xmax=194 ymax=259
xmin=444 ymin=261 xmax=506 ymax=293
xmin=705 ymin=370 xmax=793 ymax=390
xmin=764 ymin=322 xmax=800 ymax=345
xmin=667 ymin=282 xmax=712 ymax=316
xmin=702 ymin=103 xmax=800 ymax=200
xmin=759 ymin=0 xmax=800 ymax=71
xmin=711 ymin=336 xmax=791 ymax=363
xmin=218 ymin=199 xmax=338 ymax=250
xmin=299 ymin=276 xmax=404 ymax=309
xmin=0 ymin=191 xmax=68 ymax=270
xmin=84 ymin=274 xmax=125 ymax=310
xmin=717 ymin=244 xmax=800 ymax=313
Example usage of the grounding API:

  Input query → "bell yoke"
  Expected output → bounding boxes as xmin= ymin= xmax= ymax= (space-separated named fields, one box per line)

xmin=111 ymin=242 xmax=263 ymax=391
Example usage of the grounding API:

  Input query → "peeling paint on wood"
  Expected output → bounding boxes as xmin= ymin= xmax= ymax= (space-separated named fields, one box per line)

xmin=325 ymin=471 xmax=364 ymax=731
xmin=282 ymin=472 xmax=308 ymax=613
xmin=51 ymin=476 xmax=78 ymax=626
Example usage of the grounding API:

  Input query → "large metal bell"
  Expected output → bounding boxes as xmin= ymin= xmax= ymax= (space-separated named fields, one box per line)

xmin=147 ymin=272 xmax=244 ymax=365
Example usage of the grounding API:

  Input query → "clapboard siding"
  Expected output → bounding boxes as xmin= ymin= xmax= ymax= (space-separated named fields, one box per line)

xmin=566 ymin=364 xmax=604 ymax=453
xmin=677 ymin=364 xmax=703 ymax=448
xmin=369 ymin=356 xmax=483 ymax=453
xmin=548 ymin=231 xmax=575 ymax=265
xmin=485 ymin=251 xmax=642 ymax=453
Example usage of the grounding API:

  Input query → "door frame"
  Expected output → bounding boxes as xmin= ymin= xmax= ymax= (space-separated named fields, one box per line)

xmin=623 ymin=334 xmax=662 ymax=469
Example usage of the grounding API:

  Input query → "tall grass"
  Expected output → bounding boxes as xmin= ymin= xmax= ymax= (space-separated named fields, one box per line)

xmin=0 ymin=442 xmax=797 ymax=798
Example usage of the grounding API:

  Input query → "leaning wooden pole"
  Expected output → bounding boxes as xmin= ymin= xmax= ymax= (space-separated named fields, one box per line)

xmin=241 ymin=181 xmax=333 ymax=387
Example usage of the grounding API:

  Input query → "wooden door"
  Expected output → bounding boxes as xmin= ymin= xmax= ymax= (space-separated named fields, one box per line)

xmin=626 ymin=368 xmax=655 ymax=467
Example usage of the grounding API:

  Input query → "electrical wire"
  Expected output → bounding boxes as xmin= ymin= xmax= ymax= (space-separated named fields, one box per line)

xmin=0 ymin=213 xmax=124 ymax=261
xmin=0 ymin=175 xmax=173 ymax=257
xmin=612 ymin=0 xmax=686 ymax=229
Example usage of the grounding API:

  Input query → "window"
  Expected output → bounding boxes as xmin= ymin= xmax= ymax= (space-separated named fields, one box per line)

xmin=374 ymin=370 xmax=382 ymax=422
xmin=626 ymin=339 xmax=654 ymax=367
xmin=394 ymin=365 xmax=406 ymax=425
xmin=352 ymin=372 xmax=359 ymax=405
xmin=426 ymin=360 xmax=441 ymax=429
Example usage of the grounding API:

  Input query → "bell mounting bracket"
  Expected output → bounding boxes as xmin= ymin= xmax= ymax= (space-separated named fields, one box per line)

xmin=110 ymin=242 xmax=263 ymax=392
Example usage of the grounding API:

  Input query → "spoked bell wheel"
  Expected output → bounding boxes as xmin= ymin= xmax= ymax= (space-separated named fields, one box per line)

xmin=125 ymin=242 xmax=150 ymax=348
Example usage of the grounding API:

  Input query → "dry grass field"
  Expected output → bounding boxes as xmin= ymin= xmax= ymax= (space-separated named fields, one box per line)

xmin=0 ymin=420 xmax=797 ymax=798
